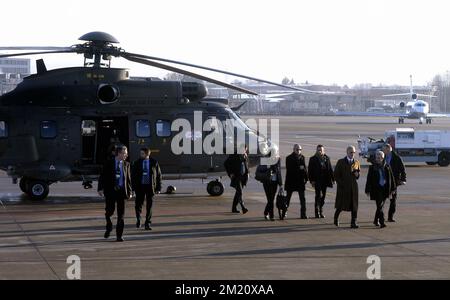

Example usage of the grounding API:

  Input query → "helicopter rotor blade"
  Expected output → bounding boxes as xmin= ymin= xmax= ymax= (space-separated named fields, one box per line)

xmin=123 ymin=51 xmax=318 ymax=94
xmin=0 ymin=49 xmax=77 ymax=59
xmin=0 ymin=46 xmax=72 ymax=51
xmin=123 ymin=55 xmax=258 ymax=96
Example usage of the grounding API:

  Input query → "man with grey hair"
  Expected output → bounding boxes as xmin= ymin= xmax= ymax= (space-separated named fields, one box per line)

xmin=334 ymin=145 xmax=361 ymax=228
xmin=365 ymin=150 xmax=396 ymax=228
xmin=382 ymin=143 xmax=406 ymax=222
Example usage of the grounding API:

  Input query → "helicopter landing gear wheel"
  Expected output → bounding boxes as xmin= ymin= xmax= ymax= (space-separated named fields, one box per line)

xmin=27 ymin=180 xmax=49 ymax=201
xmin=166 ymin=185 xmax=176 ymax=194
xmin=207 ymin=180 xmax=224 ymax=196
xmin=19 ymin=177 xmax=29 ymax=194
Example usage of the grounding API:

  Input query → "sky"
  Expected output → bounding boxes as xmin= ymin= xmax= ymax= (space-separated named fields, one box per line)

xmin=2 ymin=0 xmax=450 ymax=87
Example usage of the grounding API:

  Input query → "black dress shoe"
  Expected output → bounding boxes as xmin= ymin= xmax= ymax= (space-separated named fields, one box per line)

xmin=380 ymin=223 xmax=387 ymax=228
xmin=144 ymin=223 xmax=152 ymax=230
xmin=104 ymin=230 xmax=111 ymax=239
xmin=334 ymin=219 xmax=339 ymax=227
xmin=350 ymin=223 xmax=359 ymax=229
xmin=242 ymin=207 xmax=248 ymax=214
xmin=387 ymin=218 xmax=396 ymax=222
xmin=232 ymin=209 xmax=240 ymax=213
xmin=136 ymin=219 xmax=141 ymax=228
xmin=116 ymin=237 xmax=124 ymax=242
xmin=300 ymin=215 xmax=308 ymax=219
xmin=319 ymin=213 xmax=325 ymax=218
xmin=373 ymin=221 xmax=380 ymax=227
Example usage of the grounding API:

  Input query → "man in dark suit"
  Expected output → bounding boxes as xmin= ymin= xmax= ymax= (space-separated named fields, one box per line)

xmin=224 ymin=145 xmax=249 ymax=214
xmin=308 ymin=144 xmax=335 ymax=218
xmin=382 ymin=143 xmax=406 ymax=222
xmin=131 ymin=147 xmax=162 ymax=231
xmin=285 ymin=144 xmax=308 ymax=219
xmin=334 ymin=145 xmax=361 ymax=228
xmin=98 ymin=145 xmax=132 ymax=242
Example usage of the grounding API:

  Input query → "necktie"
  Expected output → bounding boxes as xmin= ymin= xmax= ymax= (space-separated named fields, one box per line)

xmin=142 ymin=160 xmax=150 ymax=185
xmin=116 ymin=161 xmax=122 ymax=187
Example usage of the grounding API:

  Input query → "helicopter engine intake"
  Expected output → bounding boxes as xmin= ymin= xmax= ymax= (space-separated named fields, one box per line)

xmin=98 ymin=84 xmax=120 ymax=104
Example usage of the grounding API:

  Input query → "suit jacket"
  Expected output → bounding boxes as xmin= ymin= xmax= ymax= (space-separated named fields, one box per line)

xmin=98 ymin=159 xmax=132 ymax=199
xmin=308 ymin=154 xmax=334 ymax=188
xmin=224 ymin=154 xmax=249 ymax=187
xmin=386 ymin=151 xmax=406 ymax=186
xmin=365 ymin=163 xmax=396 ymax=200
xmin=131 ymin=158 xmax=162 ymax=195
xmin=285 ymin=152 xmax=308 ymax=191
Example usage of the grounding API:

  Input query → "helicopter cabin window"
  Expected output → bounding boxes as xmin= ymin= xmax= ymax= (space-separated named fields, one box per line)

xmin=156 ymin=120 xmax=171 ymax=137
xmin=136 ymin=120 xmax=151 ymax=138
xmin=40 ymin=121 xmax=57 ymax=139
xmin=0 ymin=121 xmax=7 ymax=138
xmin=81 ymin=120 xmax=97 ymax=136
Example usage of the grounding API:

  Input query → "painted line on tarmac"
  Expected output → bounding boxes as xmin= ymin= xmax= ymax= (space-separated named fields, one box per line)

xmin=0 ymin=198 xmax=61 ymax=279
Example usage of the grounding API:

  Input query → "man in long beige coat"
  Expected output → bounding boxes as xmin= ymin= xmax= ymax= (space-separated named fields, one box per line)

xmin=333 ymin=145 xmax=361 ymax=228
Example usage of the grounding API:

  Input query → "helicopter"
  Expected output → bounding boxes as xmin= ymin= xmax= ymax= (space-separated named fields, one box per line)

xmin=0 ymin=31 xmax=316 ymax=201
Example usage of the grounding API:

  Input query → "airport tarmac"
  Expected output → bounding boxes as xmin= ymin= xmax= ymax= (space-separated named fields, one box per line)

xmin=1 ymin=115 xmax=450 ymax=280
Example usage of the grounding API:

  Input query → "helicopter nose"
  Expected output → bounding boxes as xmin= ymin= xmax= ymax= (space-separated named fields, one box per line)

xmin=263 ymin=141 xmax=280 ymax=165
xmin=248 ymin=140 xmax=279 ymax=167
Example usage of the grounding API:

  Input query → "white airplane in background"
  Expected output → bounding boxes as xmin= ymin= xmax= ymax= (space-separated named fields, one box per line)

xmin=338 ymin=75 xmax=450 ymax=124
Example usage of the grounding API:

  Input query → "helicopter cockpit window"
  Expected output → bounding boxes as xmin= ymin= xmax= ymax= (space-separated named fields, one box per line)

xmin=40 ymin=121 xmax=57 ymax=139
xmin=156 ymin=120 xmax=171 ymax=137
xmin=0 ymin=121 xmax=7 ymax=138
xmin=81 ymin=120 xmax=97 ymax=136
xmin=136 ymin=120 xmax=151 ymax=138
xmin=225 ymin=108 xmax=251 ymax=131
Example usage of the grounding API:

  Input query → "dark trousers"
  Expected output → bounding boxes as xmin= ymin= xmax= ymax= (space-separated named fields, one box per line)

xmin=374 ymin=197 xmax=386 ymax=225
xmin=263 ymin=182 xmax=278 ymax=219
xmin=232 ymin=181 xmax=245 ymax=211
xmin=105 ymin=189 xmax=126 ymax=238
xmin=388 ymin=190 xmax=397 ymax=219
xmin=286 ymin=190 xmax=306 ymax=217
xmin=314 ymin=184 xmax=327 ymax=213
xmin=135 ymin=185 xmax=154 ymax=224
xmin=334 ymin=208 xmax=358 ymax=224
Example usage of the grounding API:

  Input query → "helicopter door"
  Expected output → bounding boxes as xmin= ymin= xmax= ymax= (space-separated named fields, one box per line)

xmin=96 ymin=117 xmax=129 ymax=165
xmin=81 ymin=117 xmax=129 ymax=166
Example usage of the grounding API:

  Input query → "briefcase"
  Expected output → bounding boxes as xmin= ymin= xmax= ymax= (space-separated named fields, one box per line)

xmin=276 ymin=188 xmax=288 ymax=219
